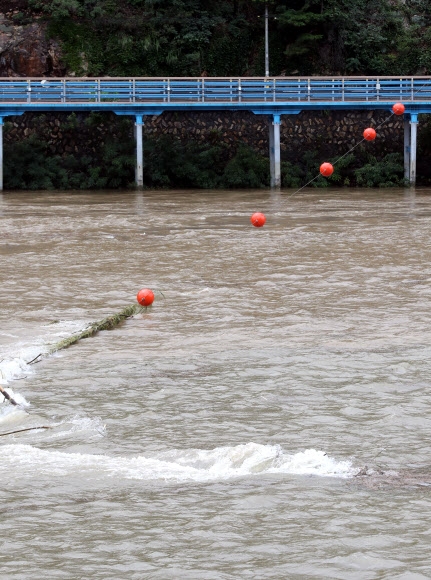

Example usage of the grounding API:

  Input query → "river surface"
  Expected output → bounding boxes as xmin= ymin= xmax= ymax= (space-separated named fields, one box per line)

xmin=1 ymin=188 xmax=431 ymax=579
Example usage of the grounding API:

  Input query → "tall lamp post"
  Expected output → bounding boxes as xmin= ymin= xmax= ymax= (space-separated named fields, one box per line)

xmin=264 ymin=2 xmax=269 ymax=77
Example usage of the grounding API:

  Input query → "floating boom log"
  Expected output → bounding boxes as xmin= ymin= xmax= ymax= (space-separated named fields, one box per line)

xmin=48 ymin=304 xmax=145 ymax=356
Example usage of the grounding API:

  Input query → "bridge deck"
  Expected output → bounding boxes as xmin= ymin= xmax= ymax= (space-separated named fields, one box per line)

xmin=0 ymin=77 xmax=430 ymax=114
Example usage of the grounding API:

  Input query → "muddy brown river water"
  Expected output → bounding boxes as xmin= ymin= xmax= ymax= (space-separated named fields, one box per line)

xmin=1 ymin=188 xmax=431 ymax=579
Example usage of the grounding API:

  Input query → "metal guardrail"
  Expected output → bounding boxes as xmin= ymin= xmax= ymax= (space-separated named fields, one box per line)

xmin=0 ymin=77 xmax=430 ymax=104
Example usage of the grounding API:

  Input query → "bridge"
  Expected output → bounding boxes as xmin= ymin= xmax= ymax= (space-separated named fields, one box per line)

xmin=0 ymin=76 xmax=430 ymax=190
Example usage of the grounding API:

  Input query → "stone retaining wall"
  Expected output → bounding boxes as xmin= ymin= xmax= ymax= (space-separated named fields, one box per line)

xmin=146 ymin=110 xmax=404 ymax=160
xmin=4 ymin=109 xmax=405 ymax=161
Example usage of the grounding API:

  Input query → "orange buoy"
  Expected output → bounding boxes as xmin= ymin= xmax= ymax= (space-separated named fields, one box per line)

xmin=250 ymin=212 xmax=266 ymax=227
xmin=363 ymin=127 xmax=377 ymax=141
xmin=137 ymin=288 xmax=154 ymax=307
xmin=392 ymin=102 xmax=405 ymax=115
xmin=319 ymin=162 xmax=334 ymax=177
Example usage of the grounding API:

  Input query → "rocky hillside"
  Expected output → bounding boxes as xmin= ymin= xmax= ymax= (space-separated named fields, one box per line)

xmin=0 ymin=1 xmax=64 ymax=76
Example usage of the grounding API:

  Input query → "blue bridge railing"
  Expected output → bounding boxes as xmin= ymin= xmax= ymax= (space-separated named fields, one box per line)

xmin=0 ymin=77 xmax=431 ymax=104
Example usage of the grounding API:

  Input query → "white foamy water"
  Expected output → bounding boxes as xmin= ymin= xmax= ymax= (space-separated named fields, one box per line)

xmin=0 ymin=319 xmax=89 ymax=386
xmin=0 ymin=386 xmax=30 ymax=428
xmin=0 ymin=442 xmax=354 ymax=482
xmin=0 ymin=350 xmax=38 ymax=385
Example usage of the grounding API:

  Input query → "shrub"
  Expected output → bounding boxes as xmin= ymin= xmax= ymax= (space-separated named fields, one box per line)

xmin=222 ymin=144 xmax=269 ymax=188
xmin=354 ymin=153 xmax=404 ymax=187
xmin=4 ymin=135 xmax=67 ymax=190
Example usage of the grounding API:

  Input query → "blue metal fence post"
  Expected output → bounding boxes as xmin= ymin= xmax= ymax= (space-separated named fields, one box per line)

xmin=269 ymin=114 xmax=281 ymax=188
xmin=409 ymin=113 xmax=418 ymax=185
xmin=404 ymin=116 xmax=410 ymax=182
xmin=135 ymin=114 xmax=144 ymax=189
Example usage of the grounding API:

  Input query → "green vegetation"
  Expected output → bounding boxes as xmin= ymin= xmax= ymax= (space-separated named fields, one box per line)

xmin=4 ymin=113 xmax=136 ymax=189
xmin=4 ymin=131 xmax=135 ymax=190
xmin=26 ymin=0 xmax=431 ymax=77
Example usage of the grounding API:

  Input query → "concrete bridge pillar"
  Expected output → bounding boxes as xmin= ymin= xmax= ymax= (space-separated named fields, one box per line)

xmin=404 ymin=117 xmax=410 ymax=182
xmin=269 ymin=114 xmax=281 ymax=188
xmin=403 ymin=113 xmax=419 ymax=186
xmin=409 ymin=113 xmax=418 ymax=186
xmin=135 ymin=114 xmax=144 ymax=189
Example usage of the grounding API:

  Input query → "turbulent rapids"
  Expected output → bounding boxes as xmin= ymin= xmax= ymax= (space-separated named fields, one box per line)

xmin=0 ymin=351 xmax=355 ymax=482
xmin=0 ymin=339 xmax=359 ymax=484
xmin=0 ymin=331 xmax=356 ymax=483
xmin=0 ymin=310 xmax=428 ymax=489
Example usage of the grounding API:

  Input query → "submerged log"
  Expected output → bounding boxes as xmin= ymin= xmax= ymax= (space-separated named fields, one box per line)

xmin=0 ymin=426 xmax=51 ymax=437
xmin=0 ymin=385 xmax=20 ymax=407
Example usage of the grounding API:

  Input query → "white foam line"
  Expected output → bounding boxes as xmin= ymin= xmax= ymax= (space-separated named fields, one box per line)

xmin=0 ymin=443 xmax=355 ymax=482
